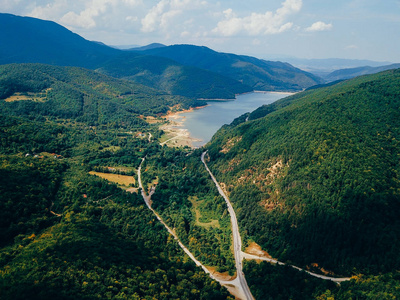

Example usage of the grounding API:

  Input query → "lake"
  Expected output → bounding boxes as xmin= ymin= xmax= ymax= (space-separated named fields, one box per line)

xmin=174 ymin=92 xmax=291 ymax=147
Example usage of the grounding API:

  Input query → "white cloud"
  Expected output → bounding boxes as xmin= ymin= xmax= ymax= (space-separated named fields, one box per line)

xmin=211 ymin=0 xmax=302 ymax=36
xmin=141 ymin=0 xmax=169 ymax=32
xmin=29 ymin=0 xmax=70 ymax=20
xmin=60 ymin=0 xmax=131 ymax=29
xmin=141 ymin=0 xmax=206 ymax=33
xmin=305 ymin=21 xmax=333 ymax=32
xmin=28 ymin=0 xmax=142 ymax=29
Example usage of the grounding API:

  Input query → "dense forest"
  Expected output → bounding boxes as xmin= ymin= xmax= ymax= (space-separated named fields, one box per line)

xmin=0 ymin=154 xmax=230 ymax=299
xmin=205 ymin=69 xmax=400 ymax=286
xmin=1 ymin=61 xmax=400 ymax=299
xmin=143 ymin=149 xmax=235 ymax=274
xmin=0 ymin=64 xmax=233 ymax=299
xmin=0 ymin=63 xmax=206 ymax=119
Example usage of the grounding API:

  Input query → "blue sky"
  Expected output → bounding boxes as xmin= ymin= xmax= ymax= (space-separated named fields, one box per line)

xmin=2 ymin=0 xmax=400 ymax=62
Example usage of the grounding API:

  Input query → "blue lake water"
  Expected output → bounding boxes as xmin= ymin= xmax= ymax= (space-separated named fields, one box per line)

xmin=175 ymin=92 xmax=291 ymax=147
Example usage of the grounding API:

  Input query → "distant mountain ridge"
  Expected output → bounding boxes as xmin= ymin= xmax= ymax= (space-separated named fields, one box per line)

xmin=0 ymin=13 xmax=119 ymax=68
xmin=324 ymin=63 xmax=400 ymax=82
xmin=139 ymin=44 xmax=323 ymax=91
xmin=0 ymin=13 xmax=325 ymax=96
xmin=128 ymin=43 xmax=166 ymax=51
xmin=0 ymin=13 xmax=249 ymax=99
xmin=274 ymin=57 xmax=394 ymax=76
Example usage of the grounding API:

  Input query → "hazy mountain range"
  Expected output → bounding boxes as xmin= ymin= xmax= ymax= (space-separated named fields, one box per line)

xmin=0 ymin=13 xmax=321 ymax=98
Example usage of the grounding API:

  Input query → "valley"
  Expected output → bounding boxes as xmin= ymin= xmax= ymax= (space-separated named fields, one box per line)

xmin=1 ymin=11 xmax=400 ymax=300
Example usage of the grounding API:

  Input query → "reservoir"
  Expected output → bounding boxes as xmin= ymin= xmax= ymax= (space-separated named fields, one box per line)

xmin=173 ymin=92 xmax=291 ymax=147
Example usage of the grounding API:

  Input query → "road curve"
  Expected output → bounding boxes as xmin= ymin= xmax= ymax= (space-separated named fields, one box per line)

xmin=241 ymin=252 xmax=352 ymax=283
xmin=202 ymin=151 xmax=255 ymax=300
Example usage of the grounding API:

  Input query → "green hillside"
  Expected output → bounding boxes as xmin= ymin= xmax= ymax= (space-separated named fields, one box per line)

xmin=205 ymin=69 xmax=400 ymax=276
xmin=1 ymin=60 xmax=400 ymax=298
xmin=140 ymin=44 xmax=323 ymax=91
xmin=0 ymin=154 xmax=230 ymax=300
xmin=0 ymin=64 xmax=232 ymax=299
xmin=0 ymin=63 xmax=202 ymax=121
xmin=97 ymin=53 xmax=252 ymax=99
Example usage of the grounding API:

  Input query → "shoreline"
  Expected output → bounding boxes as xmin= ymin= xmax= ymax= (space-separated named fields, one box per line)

xmin=160 ymin=91 xmax=292 ymax=148
xmin=163 ymin=104 xmax=209 ymax=118
xmin=160 ymin=111 xmax=203 ymax=148
xmin=254 ymin=90 xmax=296 ymax=95
xmin=197 ymin=90 xmax=296 ymax=101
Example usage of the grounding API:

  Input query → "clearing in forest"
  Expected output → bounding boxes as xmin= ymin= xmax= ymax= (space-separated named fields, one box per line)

xmin=89 ymin=171 xmax=135 ymax=188
xmin=188 ymin=196 xmax=220 ymax=228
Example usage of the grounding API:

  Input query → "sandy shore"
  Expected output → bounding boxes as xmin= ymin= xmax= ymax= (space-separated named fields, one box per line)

xmin=254 ymin=90 xmax=296 ymax=95
xmin=159 ymin=108 xmax=204 ymax=148
xmin=158 ymin=91 xmax=293 ymax=148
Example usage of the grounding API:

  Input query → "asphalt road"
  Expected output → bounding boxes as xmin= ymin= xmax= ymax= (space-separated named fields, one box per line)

xmin=202 ymin=151 xmax=254 ymax=300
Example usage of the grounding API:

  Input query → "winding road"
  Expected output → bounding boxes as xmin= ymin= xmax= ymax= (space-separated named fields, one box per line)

xmin=137 ymin=159 xmax=227 ymax=285
xmin=202 ymin=151 xmax=352 ymax=285
xmin=202 ymin=151 xmax=255 ymax=300
xmin=138 ymin=154 xmax=351 ymax=300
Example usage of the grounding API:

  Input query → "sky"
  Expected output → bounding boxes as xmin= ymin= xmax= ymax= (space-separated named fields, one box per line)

xmin=2 ymin=0 xmax=400 ymax=62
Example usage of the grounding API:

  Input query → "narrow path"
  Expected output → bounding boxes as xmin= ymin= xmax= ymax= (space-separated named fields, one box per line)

xmin=159 ymin=136 xmax=179 ymax=146
xmin=241 ymin=252 xmax=351 ymax=283
xmin=49 ymin=202 xmax=62 ymax=217
xmin=202 ymin=151 xmax=254 ymax=300
xmin=202 ymin=151 xmax=352 ymax=285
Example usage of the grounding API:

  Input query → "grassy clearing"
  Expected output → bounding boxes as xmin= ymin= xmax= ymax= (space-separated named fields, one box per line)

xmin=89 ymin=171 xmax=135 ymax=187
xmin=4 ymin=89 xmax=51 ymax=102
xmin=100 ymin=146 xmax=121 ymax=153
xmin=189 ymin=196 xmax=220 ymax=229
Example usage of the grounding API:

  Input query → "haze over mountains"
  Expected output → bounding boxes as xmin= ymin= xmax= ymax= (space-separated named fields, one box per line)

xmin=135 ymin=44 xmax=323 ymax=91
xmin=1 ymin=13 xmax=322 ymax=98
xmin=2 ymin=12 xmax=397 ymax=98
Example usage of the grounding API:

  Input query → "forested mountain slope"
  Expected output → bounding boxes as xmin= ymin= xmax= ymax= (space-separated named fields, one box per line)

xmin=0 ymin=13 xmax=119 ymax=68
xmin=205 ymin=69 xmax=400 ymax=276
xmin=140 ymin=44 xmax=323 ymax=91
xmin=97 ymin=53 xmax=251 ymax=99
xmin=0 ymin=13 xmax=250 ymax=99
xmin=0 ymin=63 xmax=202 ymax=120
xmin=0 ymin=132 xmax=230 ymax=299
xmin=0 ymin=63 xmax=231 ymax=299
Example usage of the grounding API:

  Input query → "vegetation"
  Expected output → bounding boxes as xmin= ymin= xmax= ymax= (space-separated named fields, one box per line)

xmin=0 ymin=64 xmax=233 ymax=299
xmin=1 ymin=57 xmax=400 ymax=298
xmin=0 ymin=160 xmax=230 ymax=299
xmin=144 ymin=149 xmax=235 ymax=274
xmin=0 ymin=63 xmax=204 ymax=119
xmin=244 ymin=260 xmax=400 ymax=300
xmin=140 ymin=44 xmax=323 ymax=91
xmin=0 ymin=13 xmax=252 ymax=100
xmin=243 ymin=260 xmax=337 ymax=300
xmin=97 ymin=53 xmax=252 ymax=99
xmin=206 ymin=69 xmax=400 ymax=277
